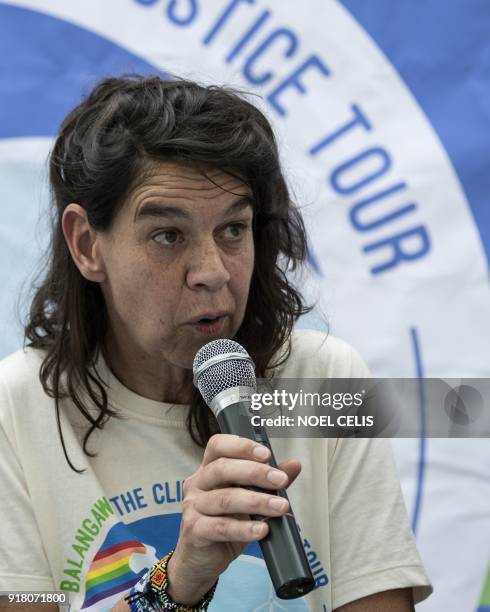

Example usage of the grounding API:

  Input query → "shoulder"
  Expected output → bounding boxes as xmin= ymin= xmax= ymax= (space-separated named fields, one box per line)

xmin=0 ymin=347 xmax=45 ymax=400
xmin=0 ymin=347 xmax=47 ymax=450
xmin=274 ymin=329 xmax=371 ymax=378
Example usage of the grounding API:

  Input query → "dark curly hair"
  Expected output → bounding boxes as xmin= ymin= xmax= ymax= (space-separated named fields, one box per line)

xmin=24 ymin=74 xmax=311 ymax=473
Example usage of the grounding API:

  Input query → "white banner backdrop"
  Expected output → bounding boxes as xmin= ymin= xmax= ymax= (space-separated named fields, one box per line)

xmin=0 ymin=1 xmax=489 ymax=610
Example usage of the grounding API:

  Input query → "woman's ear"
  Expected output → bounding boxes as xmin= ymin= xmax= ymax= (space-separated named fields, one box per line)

xmin=62 ymin=204 xmax=106 ymax=283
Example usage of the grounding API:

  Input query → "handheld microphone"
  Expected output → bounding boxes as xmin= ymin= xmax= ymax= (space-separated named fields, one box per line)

xmin=193 ymin=339 xmax=315 ymax=600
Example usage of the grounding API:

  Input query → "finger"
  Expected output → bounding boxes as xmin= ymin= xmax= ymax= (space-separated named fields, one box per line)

xmin=201 ymin=434 xmax=271 ymax=467
xmin=276 ymin=459 xmax=302 ymax=488
xmin=193 ymin=514 xmax=269 ymax=544
xmin=197 ymin=457 xmax=288 ymax=492
xmin=193 ymin=487 xmax=290 ymax=517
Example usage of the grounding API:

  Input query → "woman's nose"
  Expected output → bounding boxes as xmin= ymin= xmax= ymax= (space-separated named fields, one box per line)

xmin=185 ymin=240 xmax=231 ymax=290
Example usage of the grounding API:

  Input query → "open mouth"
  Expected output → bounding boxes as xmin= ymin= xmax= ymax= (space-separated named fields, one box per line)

xmin=191 ymin=315 xmax=226 ymax=335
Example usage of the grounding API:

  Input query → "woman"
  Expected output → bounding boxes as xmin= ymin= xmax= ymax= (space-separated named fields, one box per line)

xmin=0 ymin=75 xmax=431 ymax=611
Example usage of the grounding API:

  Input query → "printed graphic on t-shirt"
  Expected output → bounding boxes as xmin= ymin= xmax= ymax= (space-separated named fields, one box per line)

xmin=60 ymin=489 xmax=329 ymax=611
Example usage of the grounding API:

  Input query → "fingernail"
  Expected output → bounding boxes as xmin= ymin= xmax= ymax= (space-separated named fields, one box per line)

xmin=252 ymin=523 xmax=266 ymax=535
xmin=267 ymin=470 xmax=287 ymax=486
xmin=269 ymin=497 xmax=288 ymax=511
xmin=253 ymin=446 xmax=270 ymax=460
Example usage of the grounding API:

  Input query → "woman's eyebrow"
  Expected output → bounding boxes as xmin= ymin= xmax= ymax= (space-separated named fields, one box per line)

xmin=134 ymin=196 xmax=254 ymax=223
xmin=223 ymin=196 xmax=255 ymax=215
xmin=134 ymin=203 xmax=191 ymax=222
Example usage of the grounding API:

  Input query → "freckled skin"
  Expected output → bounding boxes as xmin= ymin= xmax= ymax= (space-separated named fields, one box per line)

xmin=96 ymin=162 xmax=255 ymax=403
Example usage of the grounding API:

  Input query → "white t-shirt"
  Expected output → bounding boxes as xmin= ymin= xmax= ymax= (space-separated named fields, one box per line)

xmin=0 ymin=330 xmax=432 ymax=611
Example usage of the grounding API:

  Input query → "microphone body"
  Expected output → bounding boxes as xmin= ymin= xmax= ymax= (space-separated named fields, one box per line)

xmin=216 ymin=398 xmax=315 ymax=599
xmin=193 ymin=342 xmax=315 ymax=600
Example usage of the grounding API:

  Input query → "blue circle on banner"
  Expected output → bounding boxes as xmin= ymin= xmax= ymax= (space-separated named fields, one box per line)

xmin=0 ymin=4 xmax=169 ymax=137
xmin=340 ymin=0 xmax=490 ymax=265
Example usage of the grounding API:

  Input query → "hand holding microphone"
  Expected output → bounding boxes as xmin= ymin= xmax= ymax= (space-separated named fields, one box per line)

xmin=166 ymin=339 xmax=315 ymax=605
xmin=167 ymin=433 xmax=302 ymax=605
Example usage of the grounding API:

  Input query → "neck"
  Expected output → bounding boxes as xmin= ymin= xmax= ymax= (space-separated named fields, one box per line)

xmin=102 ymin=337 xmax=194 ymax=404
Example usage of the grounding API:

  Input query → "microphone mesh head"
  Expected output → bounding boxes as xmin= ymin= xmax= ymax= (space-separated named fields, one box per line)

xmin=193 ymin=339 xmax=256 ymax=406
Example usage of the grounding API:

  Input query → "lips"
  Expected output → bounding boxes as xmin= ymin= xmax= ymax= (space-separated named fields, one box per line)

xmin=189 ymin=313 xmax=228 ymax=336
xmin=188 ymin=311 xmax=229 ymax=324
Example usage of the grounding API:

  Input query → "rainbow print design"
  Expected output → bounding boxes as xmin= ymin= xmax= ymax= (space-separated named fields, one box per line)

xmin=82 ymin=540 xmax=145 ymax=608
xmin=80 ymin=515 xmax=180 ymax=610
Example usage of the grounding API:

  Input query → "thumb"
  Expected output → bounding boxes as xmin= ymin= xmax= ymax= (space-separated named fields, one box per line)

xmin=277 ymin=458 xmax=302 ymax=488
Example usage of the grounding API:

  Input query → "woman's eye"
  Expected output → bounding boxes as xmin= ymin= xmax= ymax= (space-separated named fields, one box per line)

xmin=153 ymin=229 xmax=181 ymax=245
xmin=223 ymin=223 xmax=247 ymax=240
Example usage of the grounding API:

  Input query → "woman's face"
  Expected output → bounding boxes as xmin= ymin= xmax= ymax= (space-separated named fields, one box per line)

xmin=96 ymin=162 xmax=255 ymax=377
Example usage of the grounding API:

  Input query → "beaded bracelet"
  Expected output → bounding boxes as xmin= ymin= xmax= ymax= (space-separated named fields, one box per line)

xmin=125 ymin=550 xmax=218 ymax=611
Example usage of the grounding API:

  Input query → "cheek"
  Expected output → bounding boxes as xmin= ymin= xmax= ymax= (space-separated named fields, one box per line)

xmin=245 ymin=244 xmax=255 ymax=285
xmin=138 ymin=265 xmax=184 ymax=309
xmin=229 ymin=249 xmax=255 ymax=296
xmin=104 ymin=254 xmax=161 ymax=316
